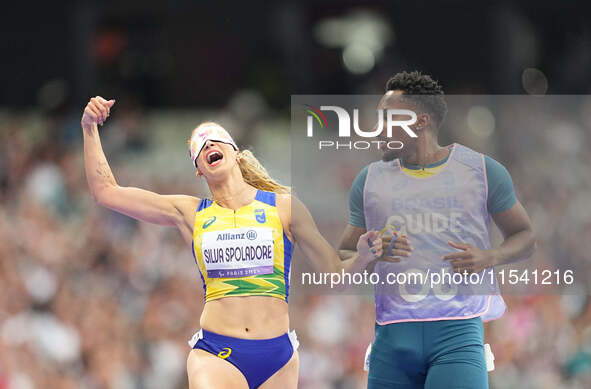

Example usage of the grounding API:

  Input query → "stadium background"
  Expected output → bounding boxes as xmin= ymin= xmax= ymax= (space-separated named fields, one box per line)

xmin=1 ymin=1 xmax=591 ymax=388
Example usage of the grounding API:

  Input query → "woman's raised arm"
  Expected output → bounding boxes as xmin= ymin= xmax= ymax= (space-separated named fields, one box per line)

xmin=81 ymin=96 xmax=198 ymax=240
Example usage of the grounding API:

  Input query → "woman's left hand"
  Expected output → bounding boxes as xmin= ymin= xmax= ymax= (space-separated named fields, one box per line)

xmin=357 ymin=230 xmax=383 ymax=265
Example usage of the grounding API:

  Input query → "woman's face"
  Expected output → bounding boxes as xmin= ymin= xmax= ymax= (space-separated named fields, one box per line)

xmin=195 ymin=140 xmax=239 ymax=179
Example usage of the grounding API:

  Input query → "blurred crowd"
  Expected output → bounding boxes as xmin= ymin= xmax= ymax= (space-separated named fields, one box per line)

xmin=1 ymin=94 xmax=591 ymax=389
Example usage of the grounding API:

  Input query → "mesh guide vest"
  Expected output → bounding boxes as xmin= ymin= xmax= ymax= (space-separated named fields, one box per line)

xmin=364 ymin=144 xmax=506 ymax=323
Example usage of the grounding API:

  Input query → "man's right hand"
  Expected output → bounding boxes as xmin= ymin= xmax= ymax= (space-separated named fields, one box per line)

xmin=379 ymin=234 xmax=413 ymax=263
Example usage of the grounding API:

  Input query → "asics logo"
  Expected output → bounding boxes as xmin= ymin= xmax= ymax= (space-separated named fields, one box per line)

xmin=217 ymin=347 xmax=232 ymax=359
xmin=202 ymin=216 xmax=216 ymax=229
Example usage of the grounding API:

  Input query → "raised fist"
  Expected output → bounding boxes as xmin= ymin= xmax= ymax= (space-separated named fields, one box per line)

xmin=81 ymin=96 xmax=115 ymax=128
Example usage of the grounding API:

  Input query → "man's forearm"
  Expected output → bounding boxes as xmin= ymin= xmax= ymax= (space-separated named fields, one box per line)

xmin=491 ymin=228 xmax=536 ymax=266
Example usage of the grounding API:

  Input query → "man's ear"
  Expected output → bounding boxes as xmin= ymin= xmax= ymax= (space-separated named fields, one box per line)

xmin=195 ymin=169 xmax=203 ymax=177
xmin=415 ymin=113 xmax=431 ymax=131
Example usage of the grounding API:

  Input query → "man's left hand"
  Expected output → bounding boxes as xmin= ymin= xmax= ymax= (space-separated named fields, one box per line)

xmin=442 ymin=241 xmax=497 ymax=273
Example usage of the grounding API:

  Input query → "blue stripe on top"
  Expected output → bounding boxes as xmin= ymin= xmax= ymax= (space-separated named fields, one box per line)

xmin=255 ymin=189 xmax=276 ymax=206
xmin=255 ymin=190 xmax=293 ymax=301
xmin=198 ymin=190 xmax=276 ymax=210
xmin=192 ymin=224 xmax=207 ymax=300
xmin=197 ymin=198 xmax=213 ymax=212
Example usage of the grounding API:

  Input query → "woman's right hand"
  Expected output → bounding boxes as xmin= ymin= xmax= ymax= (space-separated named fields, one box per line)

xmin=81 ymin=96 xmax=116 ymax=129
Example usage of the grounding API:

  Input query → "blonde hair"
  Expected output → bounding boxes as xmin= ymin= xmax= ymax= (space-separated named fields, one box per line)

xmin=188 ymin=124 xmax=290 ymax=194
xmin=237 ymin=149 xmax=290 ymax=194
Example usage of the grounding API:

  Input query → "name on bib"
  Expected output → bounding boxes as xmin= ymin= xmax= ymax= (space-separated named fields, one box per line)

xmin=201 ymin=227 xmax=274 ymax=278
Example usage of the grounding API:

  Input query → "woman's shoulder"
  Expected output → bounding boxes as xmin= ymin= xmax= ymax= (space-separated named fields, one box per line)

xmin=171 ymin=194 xmax=202 ymax=215
xmin=274 ymin=192 xmax=292 ymax=208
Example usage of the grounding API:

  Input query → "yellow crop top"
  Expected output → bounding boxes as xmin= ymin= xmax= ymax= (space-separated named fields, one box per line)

xmin=191 ymin=189 xmax=293 ymax=302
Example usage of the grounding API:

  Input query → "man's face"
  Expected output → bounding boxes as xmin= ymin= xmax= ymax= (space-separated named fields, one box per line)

xmin=377 ymin=90 xmax=421 ymax=161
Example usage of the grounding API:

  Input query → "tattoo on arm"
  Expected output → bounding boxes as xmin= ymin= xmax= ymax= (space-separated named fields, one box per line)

xmin=96 ymin=160 xmax=116 ymax=186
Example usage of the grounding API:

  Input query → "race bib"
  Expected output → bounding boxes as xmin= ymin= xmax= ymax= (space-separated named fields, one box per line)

xmin=201 ymin=227 xmax=274 ymax=278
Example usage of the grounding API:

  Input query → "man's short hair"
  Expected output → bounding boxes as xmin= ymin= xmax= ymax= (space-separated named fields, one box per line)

xmin=385 ymin=71 xmax=448 ymax=128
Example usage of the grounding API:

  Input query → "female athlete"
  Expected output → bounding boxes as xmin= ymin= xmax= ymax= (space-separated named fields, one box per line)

xmin=81 ymin=96 xmax=382 ymax=389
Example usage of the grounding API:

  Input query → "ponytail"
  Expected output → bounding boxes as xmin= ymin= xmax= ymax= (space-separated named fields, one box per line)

xmin=238 ymin=150 xmax=290 ymax=194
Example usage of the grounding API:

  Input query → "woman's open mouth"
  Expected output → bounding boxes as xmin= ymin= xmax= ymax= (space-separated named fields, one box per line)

xmin=206 ymin=150 xmax=224 ymax=166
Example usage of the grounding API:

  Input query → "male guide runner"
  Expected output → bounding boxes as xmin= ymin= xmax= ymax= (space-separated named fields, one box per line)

xmin=339 ymin=72 xmax=536 ymax=389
